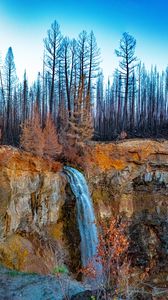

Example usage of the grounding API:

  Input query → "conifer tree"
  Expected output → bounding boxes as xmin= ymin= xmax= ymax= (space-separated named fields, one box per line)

xmin=67 ymin=108 xmax=93 ymax=148
xmin=43 ymin=114 xmax=62 ymax=159
xmin=20 ymin=106 xmax=44 ymax=156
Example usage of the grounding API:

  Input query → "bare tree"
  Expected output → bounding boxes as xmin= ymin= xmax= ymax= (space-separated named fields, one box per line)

xmin=44 ymin=20 xmax=62 ymax=115
xmin=115 ymin=32 xmax=137 ymax=131
xmin=22 ymin=70 xmax=28 ymax=122
xmin=86 ymin=31 xmax=100 ymax=111
xmin=3 ymin=47 xmax=17 ymax=143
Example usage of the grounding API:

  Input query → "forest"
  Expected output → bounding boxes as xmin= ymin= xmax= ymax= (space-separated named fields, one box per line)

xmin=0 ymin=11 xmax=168 ymax=299
xmin=0 ymin=20 xmax=168 ymax=146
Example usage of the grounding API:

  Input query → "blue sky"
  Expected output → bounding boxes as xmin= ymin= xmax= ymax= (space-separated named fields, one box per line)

xmin=0 ymin=0 xmax=167 ymax=82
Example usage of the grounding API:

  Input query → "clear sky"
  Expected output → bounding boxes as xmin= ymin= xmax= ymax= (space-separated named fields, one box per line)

xmin=0 ymin=0 xmax=167 ymax=83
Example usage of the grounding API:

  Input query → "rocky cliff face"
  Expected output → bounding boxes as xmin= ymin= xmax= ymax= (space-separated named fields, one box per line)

xmin=86 ymin=140 xmax=168 ymax=217
xmin=87 ymin=140 xmax=168 ymax=285
xmin=0 ymin=146 xmax=67 ymax=274
xmin=0 ymin=140 xmax=168 ymax=286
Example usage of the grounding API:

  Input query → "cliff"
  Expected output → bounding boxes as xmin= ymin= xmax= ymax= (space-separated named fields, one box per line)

xmin=87 ymin=139 xmax=168 ymax=286
xmin=0 ymin=146 xmax=67 ymax=274
xmin=0 ymin=140 xmax=167 ymax=287
xmin=86 ymin=139 xmax=168 ymax=218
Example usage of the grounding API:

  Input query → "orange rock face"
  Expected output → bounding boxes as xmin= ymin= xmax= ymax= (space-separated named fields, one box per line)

xmin=89 ymin=139 xmax=168 ymax=171
xmin=86 ymin=140 xmax=168 ymax=286
xmin=0 ymin=146 xmax=66 ymax=274
xmin=0 ymin=140 xmax=168 ymax=281
xmin=86 ymin=140 xmax=168 ymax=218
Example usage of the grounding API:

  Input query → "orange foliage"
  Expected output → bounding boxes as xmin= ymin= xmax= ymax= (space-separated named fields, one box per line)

xmin=0 ymin=147 xmax=13 ymax=166
xmin=80 ymin=216 xmax=154 ymax=298
xmin=62 ymin=144 xmax=90 ymax=170
xmin=43 ymin=114 xmax=62 ymax=159
xmin=50 ymin=161 xmax=62 ymax=172
xmin=80 ymin=216 xmax=129 ymax=290
xmin=97 ymin=217 xmax=128 ymax=279
xmin=79 ymin=260 xmax=97 ymax=279
xmin=20 ymin=107 xmax=44 ymax=157
xmin=20 ymin=109 xmax=62 ymax=160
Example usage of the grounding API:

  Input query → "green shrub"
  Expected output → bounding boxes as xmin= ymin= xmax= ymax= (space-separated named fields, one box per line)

xmin=52 ymin=265 xmax=69 ymax=275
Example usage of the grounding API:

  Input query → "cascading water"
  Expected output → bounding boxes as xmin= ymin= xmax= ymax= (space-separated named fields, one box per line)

xmin=64 ymin=166 xmax=102 ymax=274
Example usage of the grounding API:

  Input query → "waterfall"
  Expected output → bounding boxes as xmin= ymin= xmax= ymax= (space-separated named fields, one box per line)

xmin=64 ymin=166 xmax=101 ymax=273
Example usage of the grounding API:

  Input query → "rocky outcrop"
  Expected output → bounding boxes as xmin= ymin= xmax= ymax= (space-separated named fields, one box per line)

xmin=87 ymin=140 xmax=168 ymax=218
xmin=0 ymin=140 xmax=168 ymax=287
xmin=0 ymin=265 xmax=87 ymax=300
xmin=0 ymin=146 xmax=67 ymax=274
xmin=86 ymin=140 xmax=168 ymax=286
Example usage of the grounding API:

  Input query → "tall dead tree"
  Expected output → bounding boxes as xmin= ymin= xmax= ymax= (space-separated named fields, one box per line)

xmin=115 ymin=32 xmax=137 ymax=131
xmin=44 ymin=20 xmax=62 ymax=115
xmin=4 ymin=47 xmax=17 ymax=143
xmin=86 ymin=31 xmax=100 ymax=112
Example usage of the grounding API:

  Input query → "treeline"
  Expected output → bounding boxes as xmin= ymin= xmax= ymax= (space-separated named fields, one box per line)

xmin=95 ymin=33 xmax=168 ymax=140
xmin=0 ymin=21 xmax=168 ymax=147
xmin=0 ymin=20 xmax=99 ymax=146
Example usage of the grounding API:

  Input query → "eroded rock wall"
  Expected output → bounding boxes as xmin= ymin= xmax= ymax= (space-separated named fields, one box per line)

xmin=87 ymin=140 xmax=168 ymax=218
xmin=86 ymin=140 xmax=168 ymax=285
xmin=0 ymin=140 xmax=168 ymax=284
xmin=0 ymin=147 xmax=67 ymax=274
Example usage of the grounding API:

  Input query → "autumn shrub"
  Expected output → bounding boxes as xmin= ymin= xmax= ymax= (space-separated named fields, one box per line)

xmin=97 ymin=217 xmax=129 ymax=289
xmin=80 ymin=216 xmax=159 ymax=299
xmin=80 ymin=216 xmax=129 ymax=297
